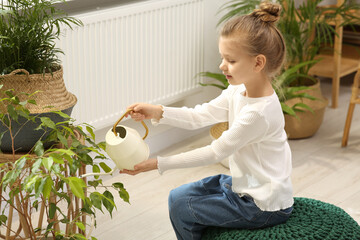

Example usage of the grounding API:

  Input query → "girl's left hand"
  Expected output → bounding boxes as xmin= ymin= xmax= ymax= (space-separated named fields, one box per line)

xmin=120 ymin=158 xmax=158 ymax=175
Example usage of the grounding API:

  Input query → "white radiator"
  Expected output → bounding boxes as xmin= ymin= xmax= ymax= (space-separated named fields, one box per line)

xmin=56 ymin=0 xmax=205 ymax=129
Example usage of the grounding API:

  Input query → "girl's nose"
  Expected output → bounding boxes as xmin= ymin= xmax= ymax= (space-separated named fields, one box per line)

xmin=219 ymin=60 xmax=227 ymax=71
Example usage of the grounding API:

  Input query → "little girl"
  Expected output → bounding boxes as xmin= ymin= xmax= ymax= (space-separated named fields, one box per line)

xmin=121 ymin=2 xmax=293 ymax=239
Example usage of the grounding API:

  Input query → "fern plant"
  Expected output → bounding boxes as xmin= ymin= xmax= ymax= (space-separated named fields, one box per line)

xmin=0 ymin=0 xmax=82 ymax=74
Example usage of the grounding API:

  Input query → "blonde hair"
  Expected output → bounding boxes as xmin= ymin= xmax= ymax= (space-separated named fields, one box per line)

xmin=220 ymin=1 xmax=285 ymax=78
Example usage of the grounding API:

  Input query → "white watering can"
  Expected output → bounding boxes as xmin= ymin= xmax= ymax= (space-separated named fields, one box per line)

xmin=80 ymin=109 xmax=149 ymax=178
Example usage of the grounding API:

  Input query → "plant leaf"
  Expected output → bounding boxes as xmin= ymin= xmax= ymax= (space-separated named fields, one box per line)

xmin=42 ymin=176 xmax=53 ymax=199
xmin=34 ymin=141 xmax=44 ymax=156
xmin=68 ymin=177 xmax=86 ymax=200
xmin=42 ymin=157 xmax=54 ymax=170
xmin=49 ymin=203 xmax=57 ymax=219
xmin=90 ymin=192 xmax=103 ymax=212
xmin=102 ymin=190 xmax=115 ymax=217
xmin=40 ymin=117 xmax=56 ymax=129
xmin=99 ymin=162 xmax=112 ymax=173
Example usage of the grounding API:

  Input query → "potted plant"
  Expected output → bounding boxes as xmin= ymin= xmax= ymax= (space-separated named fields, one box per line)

xmin=0 ymin=0 xmax=82 ymax=151
xmin=203 ymin=0 xmax=360 ymax=139
xmin=0 ymin=87 xmax=129 ymax=240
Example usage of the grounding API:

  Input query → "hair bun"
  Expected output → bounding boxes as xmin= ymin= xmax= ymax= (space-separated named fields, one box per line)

xmin=251 ymin=2 xmax=281 ymax=23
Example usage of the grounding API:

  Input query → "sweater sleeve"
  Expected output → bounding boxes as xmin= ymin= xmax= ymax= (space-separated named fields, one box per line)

xmin=157 ymin=110 xmax=269 ymax=174
xmin=152 ymin=88 xmax=230 ymax=130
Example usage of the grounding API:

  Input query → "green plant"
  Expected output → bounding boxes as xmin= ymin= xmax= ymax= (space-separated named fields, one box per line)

xmin=218 ymin=0 xmax=360 ymax=86
xmin=198 ymin=72 xmax=229 ymax=90
xmin=0 ymin=0 xmax=82 ymax=74
xmin=0 ymin=85 xmax=129 ymax=239
xmin=273 ymin=60 xmax=319 ymax=116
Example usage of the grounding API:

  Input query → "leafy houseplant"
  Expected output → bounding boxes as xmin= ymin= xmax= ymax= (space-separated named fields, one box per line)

xmin=0 ymin=86 xmax=129 ymax=240
xmin=0 ymin=0 xmax=81 ymax=74
xmin=218 ymin=0 xmax=360 ymax=83
xmin=0 ymin=0 xmax=82 ymax=151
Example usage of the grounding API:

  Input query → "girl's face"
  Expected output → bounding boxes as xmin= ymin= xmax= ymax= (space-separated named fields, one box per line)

xmin=218 ymin=36 xmax=257 ymax=86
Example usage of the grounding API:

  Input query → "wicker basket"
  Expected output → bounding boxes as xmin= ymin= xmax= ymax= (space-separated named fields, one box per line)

xmin=0 ymin=65 xmax=77 ymax=113
xmin=210 ymin=122 xmax=229 ymax=139
xmin=0 ymin=65 xmax=77 ymax=152
xmin=210 ymin=122 xmax=229 ymax=169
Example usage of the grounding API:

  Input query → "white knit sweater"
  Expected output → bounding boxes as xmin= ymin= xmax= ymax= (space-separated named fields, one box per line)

xmin=154 ymin=84 xmax=294 ymax=211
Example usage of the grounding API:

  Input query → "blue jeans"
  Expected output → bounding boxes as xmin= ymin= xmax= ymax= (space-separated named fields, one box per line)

xmin=168 ymin=174 xmax=293 ymax=240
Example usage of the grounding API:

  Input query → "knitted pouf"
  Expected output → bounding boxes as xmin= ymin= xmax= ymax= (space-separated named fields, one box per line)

xmin=202 ymin=197 xmax=360 ymax=240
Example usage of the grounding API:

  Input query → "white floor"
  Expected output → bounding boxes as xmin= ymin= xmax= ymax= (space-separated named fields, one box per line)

xmin=92 ymin=76 xmax=360 ymax=240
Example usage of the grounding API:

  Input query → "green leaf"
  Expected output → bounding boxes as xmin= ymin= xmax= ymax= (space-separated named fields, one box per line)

xmin=7 ymin=105 xmax=18 ymax=122
xmin=68 ymin=177 xmax=86 ymax=200
xmin=0 ymin=215 xmax=7 ymax=225
xmin=49 ymin=203 xmax=56 ymax=219
xmin=119 ymin=188 xmax=130 ymax=204
xmin=72 ymin=233 xmax=88 ymax=240
xmin=40 ymin=117 xmax=56 ymax=129
xmin=102 ymin=190 xmax=115 ymax=217
xmin=34 ymin=141 xmax=44 ymax=156
xmin=90 ymin=192 xmax=103 ymax=212
xmin=92 ymin=165 xmax=100 ymax=180
xmin=75 ymin=222 xmax=86 ymax=231
xmin=25 ymin=175 xmax=40 ymax=192
xmin=32 ymin=158 xmax=42 ymax=173
xmin=42 ymin=157 xmax=54 ymax=170
xmin=112 ymin=182 xmax=124 ymax=189
xmin=57 ymin=131 xmax=68 ymax=147
xmin=50 ymin=153 xmax=64 ymax=164
xmin=42 ymin=176 xmax=53 ymax=199
xmin=86 ymin=126 xmax=95 ymax=140
xmin=15 ymin=156 xmax=27 ymax=171
xmin=52 ymin=164 xmax=61 ymax=174
xmin=53 ymin=111 xmax=70 ymax=119
xmin=88 ymin=180 xmax=100 ymax=188
xmin=281 ymin=102 xmax=296 ymax=117
xmin=28 ymin=99 xmax=37 ymax=105
xmin=99 ymin=162 xmax=112 ymax=173
xmin=293 ymin=102 xmax=314 ymax=114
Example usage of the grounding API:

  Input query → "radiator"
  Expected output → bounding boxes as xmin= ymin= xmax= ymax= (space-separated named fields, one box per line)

xmin=56 ymin=0 xmax=205 ymax=130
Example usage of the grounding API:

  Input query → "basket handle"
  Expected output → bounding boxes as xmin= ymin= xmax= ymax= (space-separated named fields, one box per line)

xmin=112 ymin=109 xmax=149 ymax=140
xmin=9 ymin=69 xmax=30 ymax=77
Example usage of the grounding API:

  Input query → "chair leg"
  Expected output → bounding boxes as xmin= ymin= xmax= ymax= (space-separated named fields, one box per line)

xmin=332 ymin=75 xmax=340 ymax=108
xmin=342 ymin=103 xmax=356 ymax=147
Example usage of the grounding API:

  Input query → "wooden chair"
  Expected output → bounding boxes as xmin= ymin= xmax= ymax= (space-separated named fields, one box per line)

xmin=308 ymin=0 xmax=360 ymax=108
xmin=342 ymin=65 xmax=360 ymax=147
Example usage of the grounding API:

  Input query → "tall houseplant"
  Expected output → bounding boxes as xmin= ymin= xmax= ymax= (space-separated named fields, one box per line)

xmin=0 ymin=0 xmax=82 ymax=151
xmin=0 ymin=86 xmax=129 ymax=240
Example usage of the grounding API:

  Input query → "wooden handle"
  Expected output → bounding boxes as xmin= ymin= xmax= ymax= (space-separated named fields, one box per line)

xmin=112 ymin=109 xmax=149 ymax=140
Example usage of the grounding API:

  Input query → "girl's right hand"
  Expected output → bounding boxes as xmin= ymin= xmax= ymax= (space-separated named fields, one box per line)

xmin=126 ymin=103 xmax=163 ymax=121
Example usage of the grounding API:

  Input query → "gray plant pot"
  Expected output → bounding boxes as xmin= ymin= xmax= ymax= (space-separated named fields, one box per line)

xmin=0 ymin=106 xmax=75 ymax=153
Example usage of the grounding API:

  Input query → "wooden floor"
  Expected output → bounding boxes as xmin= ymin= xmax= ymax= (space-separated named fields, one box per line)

xmin=92 ymin=76 xmax=360 ymax=240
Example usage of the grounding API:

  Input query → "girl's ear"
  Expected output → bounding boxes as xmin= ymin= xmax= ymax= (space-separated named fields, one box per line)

xmin=254 ymin=54 xmax=266 ymax=73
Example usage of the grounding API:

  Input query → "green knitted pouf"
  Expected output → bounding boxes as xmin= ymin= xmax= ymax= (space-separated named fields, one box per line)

xmin=202 ymin=197 xmax=360 ymax=240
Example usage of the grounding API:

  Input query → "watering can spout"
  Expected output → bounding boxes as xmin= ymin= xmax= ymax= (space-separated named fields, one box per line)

xmin=80 ymin=109 xmax=150 ymax=178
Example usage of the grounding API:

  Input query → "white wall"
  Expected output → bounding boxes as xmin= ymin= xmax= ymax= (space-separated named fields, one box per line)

xmin=94 ymin=0 xmax=227 ymax=158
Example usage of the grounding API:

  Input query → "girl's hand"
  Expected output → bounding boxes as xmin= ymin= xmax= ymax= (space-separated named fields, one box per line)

xmin=126 ymin=103 xmax=163 ymax=121
xmin=120 ymin=158 xmax=158 ymax=175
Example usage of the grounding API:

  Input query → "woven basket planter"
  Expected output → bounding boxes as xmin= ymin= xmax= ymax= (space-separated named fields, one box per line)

xmin=284 ymin=81 xmax=328 ymax=139
xmin=210 ymin=122 xmax=229 ymax=168
xmin=0 ymin=65 xmax=77 ymax=152
xmin=0 ymin=65 xmax=76 ymax=113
